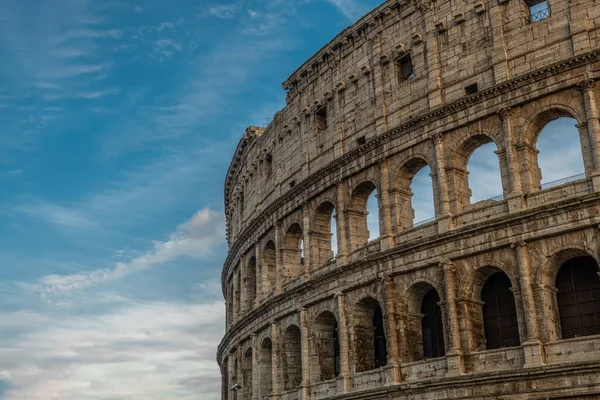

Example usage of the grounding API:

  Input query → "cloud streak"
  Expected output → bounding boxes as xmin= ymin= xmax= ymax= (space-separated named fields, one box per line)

xmin=27 ymin=208 xmax=225 ymax=296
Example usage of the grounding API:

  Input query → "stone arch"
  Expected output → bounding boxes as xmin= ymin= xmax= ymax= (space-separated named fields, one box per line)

xmin=448 ymin=133 xmax=504 ymax=213
xmin=393 ymin=156 xmax=436 ymax=231
xmin=259 ymin=338 xmax=273 ymax=399
xmin=311 ymin=201 xmax=336 ymax=267
xmin=480 ymin=272 xmax=520 ymax=349
xmin=282 ymin=223 xmax=304 ymax=282
xmin=261 ymin=240 xmax=277 ymax=298
xmin=460 ymin=264 xmax=521 ymax=351
xmin=348 ymin=180 xmax=379 ymax=249
xmin=242 ymin=347 xmax=253 ymax=399
xmin=404 ymin=281 xmax=446 ymax=361
xmin=353 ymin=296 xmax=387 ymax=372
xmin=538 ymin=248 xmax=600 ymax=341
xmin=310 ymin=311 xmax=340 ymax=382
xmin=245 ymin=256 xmax=257 ymax=310
xmin=521 ymin=107 xmax=588 ymax=193
xmin=281 ymin=325 xmax=302 ymax=391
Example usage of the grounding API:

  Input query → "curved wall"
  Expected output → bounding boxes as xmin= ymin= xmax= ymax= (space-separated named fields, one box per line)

xmin=219 ymin=0 xmax=600 ymax=398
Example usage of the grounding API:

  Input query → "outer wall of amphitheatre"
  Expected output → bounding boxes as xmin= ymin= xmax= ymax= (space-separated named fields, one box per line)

xmin=218 ymin=0 xmax=600 ymax=398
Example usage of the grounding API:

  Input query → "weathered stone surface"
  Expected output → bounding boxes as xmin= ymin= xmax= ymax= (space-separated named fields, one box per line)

xmin=218 ymin=0 xmax=600 ymax=399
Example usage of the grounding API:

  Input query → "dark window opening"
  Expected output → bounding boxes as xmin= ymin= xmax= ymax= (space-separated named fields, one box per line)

xmin=526 ymin=0 xmax=549 ymax=22
xmin=290 ymin=180 xmax=296 ymax=188
xmin=333 ymin=320 xmax=341 ymax=377
xmin=373 ymin=305 xmax=388 ymax=368
xmin=556 ymin=256 xmax=600 ymax=339
xmin=395 ymin=53 xmax=414 ymax=81
xmin=315 ymin=106 xmax=328 ymax=131
xmin=357 ymin=136 xmax=366 ymax=146
xmin=465 ymin=83 xmax=479 ymax=95
xmin=482 ymin=272 xmax=520 ymax=349
xmin=265 ymin=153 xmax=273 ymax=177
xmin=421 ymin=289 xmax=446 ymax=358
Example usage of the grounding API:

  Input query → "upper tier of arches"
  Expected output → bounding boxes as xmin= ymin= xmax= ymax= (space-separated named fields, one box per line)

xmin=224 ymin=81 xmax=600 ymax=327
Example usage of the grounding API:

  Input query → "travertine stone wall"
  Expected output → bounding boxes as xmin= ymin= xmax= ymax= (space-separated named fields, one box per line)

xmin=219 ymin=0 xmax=600 ymax=398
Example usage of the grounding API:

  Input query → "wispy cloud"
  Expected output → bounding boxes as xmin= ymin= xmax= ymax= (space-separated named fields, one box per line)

xmin=26 ymin=208 xmax=224 ymax=296
xmin=323 ymin=0 xmax=369 ymax=21
xmin=13 ymin=200 xmax=95 ymax=229
xmin=0 ymin=298 xmax=224 ymax=400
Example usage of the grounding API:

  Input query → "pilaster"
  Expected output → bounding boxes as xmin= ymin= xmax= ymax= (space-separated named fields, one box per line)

xmin=252 ymin=334 xmax=259 ymax=400
xmin=335 ymin=182 xmax=350 ymax=265
xmin=498 ymin=107 xmax=526 ymax=212
xmin=441 ymin=259 xmax=464 ymax=376
xmin=299 ymin=307 xmax=310 ymax=399
xmin=383 ymin=276 xmax=402 ymax=383
xmin=512 ymin=241 xmax=546 ymax=367
xmin=431 ymin=133 xmax=454 ymax=233
xmin=580 ymin=80 xmax=600 ymax=191
xmin=379 ymin=160 xmax=396 ymax=250
xmin=336 ymin=293 xmax=351 ymax=393
xmin=271 ymin=321 xmax=281 ymax=399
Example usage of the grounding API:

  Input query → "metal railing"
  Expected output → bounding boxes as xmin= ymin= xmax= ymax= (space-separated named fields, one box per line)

xmin=540 ymin=173 xmax=585 ymax=190
xmin=414 ymin=216 xmax=436 ymax=227
xmin=529 ymin=7 xmax=549 ymax=22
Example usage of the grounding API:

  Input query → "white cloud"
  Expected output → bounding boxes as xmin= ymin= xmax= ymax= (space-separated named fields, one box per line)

xmin=0 ymin=298 xmax=224 ymax=400
xmin=323 ymin=0 xmax=368 ymax=21
xmin=205 ymin=4 xmax=240 ymax=19
xmin=27 ymin=208 xmax=225 ymax=296
xmin=13 ymin=200 xmax=95 ymax=229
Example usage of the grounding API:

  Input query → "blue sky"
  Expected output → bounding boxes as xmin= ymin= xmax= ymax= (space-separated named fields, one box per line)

xmin=0 ymin=0 xmax=584 ymax=399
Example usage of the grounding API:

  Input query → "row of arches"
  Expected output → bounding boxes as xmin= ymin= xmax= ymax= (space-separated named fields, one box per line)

xmin=228 ymin=111 xmax=589 ymax=324
xmin=225 ymin=251 xmax=600 ymax=398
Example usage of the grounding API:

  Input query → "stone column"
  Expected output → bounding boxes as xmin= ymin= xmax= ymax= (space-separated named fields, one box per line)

xmin=512 ymin=241 xmax=546 ymax=367
xmin=300 ymin=308 xmax=310 ymax=399
xmin=252 ymin=334 xmax=259 ymax=400
xmin=580 ymin=80 xmax=600 ymax=191
xmin=255 ymin=245 xmax=262 ymax=306
xmin=498 ymin=107 xmax=526 ymax=212
xmin=271 ymin=321 xmax=281 ymax=399
xmin=302 ymin=205 xmax=312 ymax=279
xmin=233 ymin=268 xmax=240 ymax=323
xmin=336 ymin=182 xmax=350 ymax=265
xmin=576 ymin=122 xmax=595 ymax=177
xmin=336 ymin=293 xmax=351 ymax=393
xmin=441 ymin=259 xmax=464 ymax=376
xmin=379 ymin=160 xmax=396 ymax=250
xmin=383 ymin=277 xmax=402 ymax=383
xmin=240 ymin=254 xmax=247 ymax=316
xmin=274 ymin=222 xmax=283 ymax=294
xmin=431 ymin=133 xmax=453 ymax=233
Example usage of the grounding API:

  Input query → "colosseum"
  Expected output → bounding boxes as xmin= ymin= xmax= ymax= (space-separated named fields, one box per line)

xmin=217 ymin=0 xmax=600 ymax=398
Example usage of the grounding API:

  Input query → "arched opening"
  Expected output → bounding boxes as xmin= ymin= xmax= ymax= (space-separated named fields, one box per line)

xmin=481 ymin=272 xmax=520 ymax=349
xmin=556 ymin=256 xmax=600 ymax=339
xmin=282 ymin=223 xmax=304 ymax=282
xmin=242 ymin=348 xmax=253 ymax=399
xmin=259 ymin=338 xmax=273 ymax=399
xmin=311 ymin=311 xmax=340 ymax=382
xmin=349 ymin=181 xmax=379 ymax=249
xmin=451 ymin=135 xmax=503 ymax=212
xmin=312 ymin=202 xmax=336 ymax=267
xmin=421 ymin=289 xmax=445 ymax=359
xmin=354 ymin=297 xmax=387 ymax=372
xmin=404 ymin=282 xmax=445 ymax=361
xmin=261 ymin=241 xmax=276 ymax=298
xmin=235 ymin=267 xmax=241 ymax=319
xmin=535 ymin=117 xmax=585 ymax=189
xmin=394 ymin=158 xmax=435 ymax=230
xmin=245 ymin=256 xmax=257 ymax=310
xmin=282 ymin=325 xmax=302 ymax=391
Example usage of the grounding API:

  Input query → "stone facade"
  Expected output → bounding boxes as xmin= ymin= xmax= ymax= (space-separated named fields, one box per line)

xmin=217 ymin=0 xmax=600 ymax=398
